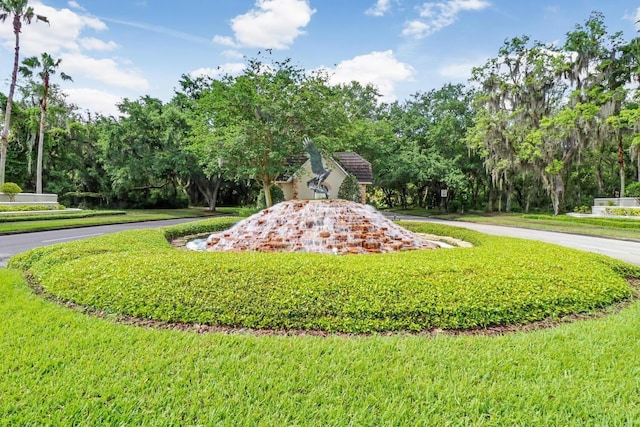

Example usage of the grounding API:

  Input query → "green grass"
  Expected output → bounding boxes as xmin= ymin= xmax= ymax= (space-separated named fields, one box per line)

xmin=0 ymin=207 xmax=235 ymax=234
xmin=9 ymin=218 xmax=638 ymax=333
xmin=394 ymin=209 xmax=640 ymax=241
xmin=2 ymin=267 xmax=640 ymax=425
xmin=0 ymin=204 xmax=66 ymax=212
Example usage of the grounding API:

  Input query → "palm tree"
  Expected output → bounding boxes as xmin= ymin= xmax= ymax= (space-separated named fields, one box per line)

xmin=0 ymin=0 xmax=48 ymax=186
xmin=20 ymin=53 xmax=71 ymax=193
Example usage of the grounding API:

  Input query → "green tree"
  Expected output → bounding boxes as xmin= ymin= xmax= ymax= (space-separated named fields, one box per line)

xmin=176 ymin=74 xmax=229 ymax=211
xmin=403 ymin=84 xmax=480 ymax=211
xmin=19 ymin=52 xmax=71 ymax=193
xmin=98 ymin=97 xmax=193 ymax=208
xmin=469 ymin=36 xmax=563 ymax=212
xmin=193 ymin=57 xmax=346 ymax=207
xmin=558 ymin=12 xmax=630 ymax=197
xmin=0 ymin=0 xmax=48 ymax=186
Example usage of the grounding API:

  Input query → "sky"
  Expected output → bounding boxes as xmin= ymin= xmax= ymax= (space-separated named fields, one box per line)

xmin=0 ymin=0 xmax=639 ymax=117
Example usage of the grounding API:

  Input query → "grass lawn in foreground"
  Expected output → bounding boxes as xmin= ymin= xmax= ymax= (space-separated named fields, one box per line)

xmin=5 ymin=216 xmax=640 ymax=424
xmin=2 ymin=267 xmax=640 ymax=425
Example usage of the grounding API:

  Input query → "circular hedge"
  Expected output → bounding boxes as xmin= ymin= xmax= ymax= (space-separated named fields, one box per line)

xmin=9 ymin=217 xmax=637 ymax=333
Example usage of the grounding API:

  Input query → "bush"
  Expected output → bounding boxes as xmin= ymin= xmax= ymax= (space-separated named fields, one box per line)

xmin=338 ymin=173 xmax=362 ymax=203
xmin=625 ymin=181 xmax=640 ymax=198
xmin=1 ymin=182 xmax=22 ymax=202
xmin=0 ymin=204 xmax=65 ymax=213
xmin=9 ymin=218 xmax=637 ymax=333
xmin=573 ymin=205 xmax=592 ymax=214
xmin=605 ymin=207 xmax=640 ymax=217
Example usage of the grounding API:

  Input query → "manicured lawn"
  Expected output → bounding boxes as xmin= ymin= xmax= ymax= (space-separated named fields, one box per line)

xmin=9 ymin=219 xmax=637 ymax=333
xmin=4 ymin=217 xmax=640 ymax=424
xmin=0 ymin=207 xmax=235 ymax=234
xmin=392 ymin=208 xmax=640 ymax=241
xmin=2 ymin=267 xmax=640 ymax=425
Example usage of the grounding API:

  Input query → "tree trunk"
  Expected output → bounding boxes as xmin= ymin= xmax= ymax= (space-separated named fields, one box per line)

xmin=595 ymin=158 xmax=604 ymax=196
xmin=0 ymin=15 xmax=22 ymax=186
xmin=552 ymin=175 xmax=564 ymax=216
xmin=263 ymin=182 xmax=273 ymax=207
xmin=208 ymin=174 xmax=223 ymax=211
xmin=400 ymin=187 xmax=408 ymax=210
xmin=194 ymin=175 xmax=223 ymax=211
xmin=383 ymin=189 xmax=394 ymax=208
xmin=506 ymin=181 xmax=513 ymax=212
xmin=36 ymin=84 xmax=49 ymax=194
xmin=618 ymin=132 xmax=625 ymax=197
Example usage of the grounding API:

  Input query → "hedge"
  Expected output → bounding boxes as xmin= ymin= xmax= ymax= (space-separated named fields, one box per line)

xmin=8 ymin=218 xmax=638 ymax=333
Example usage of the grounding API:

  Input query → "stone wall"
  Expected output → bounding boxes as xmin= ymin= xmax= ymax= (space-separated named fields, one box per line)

xmin=0 ymin=192 xmax=59 ymax=207
xmin=592 ymin=197 xmax=640 ymax=216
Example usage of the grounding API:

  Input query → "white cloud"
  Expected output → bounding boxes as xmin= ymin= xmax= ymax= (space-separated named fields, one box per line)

xmin=403 ymin=0 xmax=490 ymax=39
xmin=324 ymin=50 xmax=415 ymax=102
xmin=61 ymin=53 xmax=149 ymax=90
xmin=438 ymin=60 xmax=480 ymax=81
xmin=67 ymin=1 xmax=85 ymax=12
xmin=63 ymin=87 xmax=123 ymax=116
xmin=0 ymin=2 xmax=107 ymax=55
xmin=214 ymin=0 xmax=315 ymax=49
xmin=213 ymin=35 xmax=236 ymax=47
xmin=79 ymin=37 xmax=119 ymax=51
xmin=0 ymin=1 xmax=149 ymax=113
xmin=366 ymin=0 xmax=392 ymax=17
xmin=625 ymin=7 xmax=640 ymax=30
xmin=190 ymin=63 xmax=247 ymax=79
xmin=403 ymin=20 xmax=429 ymax=37
xmin=223 ymin=49 xmax=245 ymax=59
xmin=101 ymin=17 xmax=210 ymax=45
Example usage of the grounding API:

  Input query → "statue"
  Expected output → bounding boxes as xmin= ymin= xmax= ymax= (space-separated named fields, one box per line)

xmin=303 ymin=137 xmax=331 ymax=198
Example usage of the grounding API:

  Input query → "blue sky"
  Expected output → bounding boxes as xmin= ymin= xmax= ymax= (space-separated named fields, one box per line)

xmin=1 ymin=0 xmax=638 ymax=116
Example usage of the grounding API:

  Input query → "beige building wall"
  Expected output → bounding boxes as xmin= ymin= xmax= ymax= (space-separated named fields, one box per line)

xmin=277 ymin=158 xmax=347 ymax=200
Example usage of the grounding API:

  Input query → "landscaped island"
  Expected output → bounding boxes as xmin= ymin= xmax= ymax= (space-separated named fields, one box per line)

xmin=9 ymin=216 xmax=637 ymax=333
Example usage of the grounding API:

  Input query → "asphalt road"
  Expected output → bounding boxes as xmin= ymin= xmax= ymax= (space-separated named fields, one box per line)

xmin=0 ymin=218 xmax=202 ymax=267
xmin=383 ymin=213 xmax=640 ymax=266
xmin=1 ymin=214 xmax=639 ymax=267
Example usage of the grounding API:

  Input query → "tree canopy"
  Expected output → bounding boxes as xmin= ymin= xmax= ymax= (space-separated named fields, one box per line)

xmin=1 ymin=11 xmax=638 ymax=214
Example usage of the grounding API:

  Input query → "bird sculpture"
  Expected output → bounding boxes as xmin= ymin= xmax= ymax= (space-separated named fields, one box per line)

xmin=303 ymin=137 xmax=331 ymax=198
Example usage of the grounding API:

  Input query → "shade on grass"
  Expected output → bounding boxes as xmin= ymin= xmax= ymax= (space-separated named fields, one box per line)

xmin=1 ymin=268 xmax=640 ymax=425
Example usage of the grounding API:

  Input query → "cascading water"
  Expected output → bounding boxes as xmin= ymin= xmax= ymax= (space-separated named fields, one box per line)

xmin=188 ymin=199 xmax=438 ymax=254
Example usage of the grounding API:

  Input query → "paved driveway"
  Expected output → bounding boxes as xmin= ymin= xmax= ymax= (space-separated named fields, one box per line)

xmin=382 ymin=213 xmax=640 ymax=266
xmin=2 ymin=214 xmax=639 ymax=267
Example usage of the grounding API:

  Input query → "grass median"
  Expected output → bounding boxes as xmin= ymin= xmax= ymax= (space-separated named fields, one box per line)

xmin=0 ymin=207 xmax=237 ymax=234
xmin=391 ymin=208 xmax=640 ymax=240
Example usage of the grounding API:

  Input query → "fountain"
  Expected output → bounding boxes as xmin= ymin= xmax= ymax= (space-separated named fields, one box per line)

xmin=188 ymin=199 xmax=439 ymax=254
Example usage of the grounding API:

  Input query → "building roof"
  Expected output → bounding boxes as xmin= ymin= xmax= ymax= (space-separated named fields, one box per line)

xmin=333 ymin=152 xmax=373 ymax=183
xmin=279 ymin=152 xmax=373 ymax=184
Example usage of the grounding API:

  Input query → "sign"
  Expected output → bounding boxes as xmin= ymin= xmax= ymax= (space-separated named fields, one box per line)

xmin=440 ymin=189 xmax=448 ymax=198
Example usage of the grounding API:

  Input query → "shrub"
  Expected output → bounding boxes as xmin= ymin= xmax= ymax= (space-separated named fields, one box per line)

xmin=605 ymin=207 xmax=640 ymax=217
xmin=573 ymin=205 xmax=592 ymax=214
xmin=0 ymin=182 xmax=22 ymax=202
xmin=9 ymin=218 xmax=637 ymax=333
xmin=338 ymin=173 xmax=362 ymax=203
xmin=625 ymin=181 xmax=640 ymax=198
xmin=0 ymin=204 xmax=65 ymax=213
